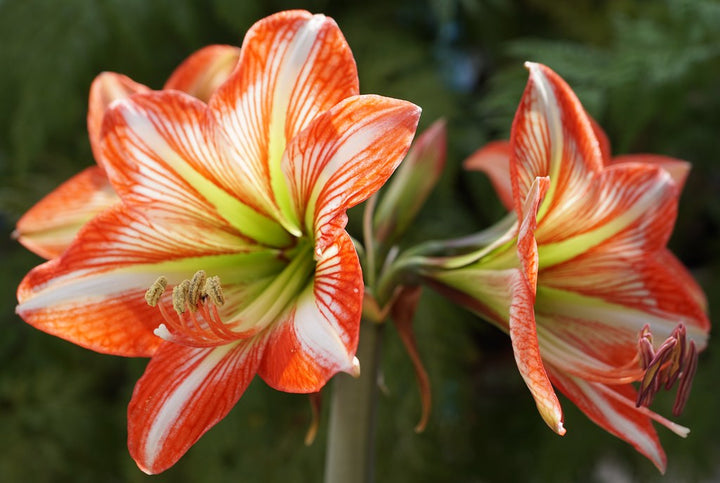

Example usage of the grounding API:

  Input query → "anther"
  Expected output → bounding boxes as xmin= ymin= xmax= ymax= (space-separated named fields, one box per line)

xmin=172 ymin=280 xmax=191 ymax=314
xmin=144 ymin=276 xmax=168 ymax=307
xmin=187 ymin=270 xmax=207 ymax=311
xmin=204 ymin=276 xmax=225 ymax=306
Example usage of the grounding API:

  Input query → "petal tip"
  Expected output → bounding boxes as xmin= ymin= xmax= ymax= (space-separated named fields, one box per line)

xmin=349 ymin=356 xmax=361 ymax=378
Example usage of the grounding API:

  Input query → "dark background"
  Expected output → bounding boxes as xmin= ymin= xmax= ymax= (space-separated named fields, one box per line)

xmin=1 ymin=0 xmax=718 ymax=481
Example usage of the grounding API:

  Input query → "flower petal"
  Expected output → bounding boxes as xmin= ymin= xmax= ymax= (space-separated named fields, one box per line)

xmin=509 ymin=176 xmax=564 ymax=434
xmin=588 ymin=116 xmax=612 ymax=165
xmin=14 ymin=166 xmax=119 ymax=259
xmin=536 ymin=163 xmax=678 ymax=266
xmin=163 ymin=45 xmax=241 ymax=102
xmin=510 ymin=62 xmax=602 ymax=221
xmin=463 ymin=140 xmax=514 ymax=211
xmin=210 ymin=10 xmax=359 ymax=229
xmin=88 ymin=72 xmax=151 ymax=162
xmin=611 ymin=154 xmax=690 ymax=191
xmin=128 ymin=340 xmax=264 ymax=474
xmin=258 ymin=232 xmax=361 ymax=392
xmin=101 ymin=90 xmax=289 ymax=246
xmin=283 ymin=94 xmax=421 ymax=253
xmin=16 ymin=205 xmax=263 ymax=356
xmin=548 ymin=368 xmax=668 ymax=473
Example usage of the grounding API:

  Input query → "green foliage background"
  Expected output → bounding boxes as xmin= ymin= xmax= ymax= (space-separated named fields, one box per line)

xmin=1 ymin=0 xmax=719 ymax=481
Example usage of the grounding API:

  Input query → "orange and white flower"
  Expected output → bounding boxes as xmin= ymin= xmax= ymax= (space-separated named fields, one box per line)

xmin=14 ymin=44 xmax=241 ymax=259
xmin=423 ymin=62 xmax=709 ymax=472
xmin=16 ymin=10 xmax=420 ymax=474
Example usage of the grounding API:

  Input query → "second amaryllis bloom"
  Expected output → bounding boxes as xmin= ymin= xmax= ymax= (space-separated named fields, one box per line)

xmin=420 ymin=62 xmax=709 ymax=472
xmin=16 ymin=10 xmax=420 ymax=474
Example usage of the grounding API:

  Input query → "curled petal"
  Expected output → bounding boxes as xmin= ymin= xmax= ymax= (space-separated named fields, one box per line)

xmin=283 ymin=94 xmax=421 ymax=253
xmin=128 ymin=340 xmax=264 ymax=474
xmin=463 ymin=140 xmax=514 ymax=211
xmin=258 ymin=232 xmax=362 ymax=392
xmin=164 ymin=45 xmax=241 ymax=102
xmin=14 ymin=166 xmax=119 ymax=259
xmin=510 ymin=177 xmax=564 ymax=434
xmin=211 ymin=10 xmax=359 ymax=229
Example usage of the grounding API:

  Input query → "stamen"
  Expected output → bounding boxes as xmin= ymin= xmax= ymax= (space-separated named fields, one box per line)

xmin=636 ymin=323 xmax=698 ymax=416
xmin=188 ymin=270 xmax=207 ymax=311
xmin=172 ymin=280 xmax=190 ymax=314
xmin=204 ymin=276 xmax=225 ymax=306
xmin=145 ymin=271 xmax=244 ymax=348
xmin=144 ymin=276 xmax=167 ymax=307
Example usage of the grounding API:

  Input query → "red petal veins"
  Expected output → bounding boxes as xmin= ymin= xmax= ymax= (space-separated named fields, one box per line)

xmin=282 ymin=94 xmax=421 ymax=252
xmin=510 ymin=63 xmax=602 ymax=222
xmin=588 ymin=115 xmax=612 ymax=165
xmin=463 ymin=140 xmax=514 ymax=211
xmin=548 ymin=368 xmax=668 ymax=473
xmin=88 ymin=72 xmax=151 ymax=163
xmin=14 ymin=166 xmax=119 ymax=259
xmin=536 ymin=163 xmax=678 ymax=257
xmin=210 ymin=10 xmax=359 ymax=220
xmin=611 ymin=154 xmax=691 ymax=191
xmin=510 ymin=176 xmax=564 ymax=434
xmin=258 ymin=232 xmax=362 ymax=392
xmin=655 ymin=249 xmax=708 ymax=313
xmin=128 ymin=340 xmax=264 ymax=474
xmin=164 ymin=45 xmax=241 ymax=102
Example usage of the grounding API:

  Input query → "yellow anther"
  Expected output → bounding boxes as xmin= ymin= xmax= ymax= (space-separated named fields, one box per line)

xmin=144 ymin=276 xmax=168 ymax=307
xmin=172 ymin=280 xmax=191 ymax=314
xmin=204 ymin=275 xmax=225 ymax=306
xmin=188 ymin=270 xmax=207 ymax=311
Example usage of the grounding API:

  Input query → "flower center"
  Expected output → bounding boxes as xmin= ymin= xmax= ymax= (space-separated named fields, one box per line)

xmin=635 ymin=323 xmax=698 ymax=416
xmin=145 ymin=270 xmax=242 ymax=347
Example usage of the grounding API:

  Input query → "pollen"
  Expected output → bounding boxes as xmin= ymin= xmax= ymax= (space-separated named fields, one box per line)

xmin=188 ymin=270 xmax=207 ymax=311
xmin=204 ymin=275 xmax=225 ymax=306
xmin=172 ymin=280 xmax=191 ymax=314
xmin=144 ymin=276 xmax=168 ymax=307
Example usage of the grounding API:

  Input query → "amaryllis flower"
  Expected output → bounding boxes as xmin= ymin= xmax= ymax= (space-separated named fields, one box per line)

xmin=13 ymin=44 xmax=242 ymax=259
xmin=16 ymin=10 xmax=420 ymax=474
xmin=423 ymin=62 xmax=709 ymax=472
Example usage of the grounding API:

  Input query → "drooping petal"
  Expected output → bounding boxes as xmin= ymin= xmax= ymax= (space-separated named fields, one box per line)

xmin=16 ymin=205 xmax=271 ymax=356
xmin=510 ymin=62 xmax=602 ymax=221
xmin=536 ymin=163 xmax=678 ymax=266
xmin=283 ymin=94 xmax=421 ymax=254
xmin=463 ymin=140 xmax=514 ymax=211
xmin=88 ymin=72 xmax=151 ymax=162
xmin=509 ymin=176 xmax=565 ymax=434
xmin=163 ymin=45 xmax=241 ymax=102
xmin=14 ymin=166 xmax=119 ymax=259
xmin=128 ymin=339 xmax=264 ymax=474
xmin=655 ymin=249 xmax=708 ymax=313
xmin=611 ymin=154 xmax=691 ymax=191
xmin=258 ymin=232 xmax=361 ymax=392
xmin=101 ymin=91 xmax=289 ymax=247
xmin=210 ymin=10 xmax=359 ymax=228
xmin=548 ymin=368 xmax=669 ymax=473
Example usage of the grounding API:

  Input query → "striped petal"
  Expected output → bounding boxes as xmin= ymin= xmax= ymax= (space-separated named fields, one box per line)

xmin=88 ymin=72 xmax=151 ymax=162
xmin=16 ymin=205 xmax=269 ymax=356
xmin=14 ymin=166 xmax=118 ymax=259
xmin=548 ymin=367 xmax=671 ymax=473
xmin=283 ymin=94 xmax=421 ymax=253
xmin=258 ymin=232 xmax=361 ymax=391
xmin=101 ymin=91 xmax=288 ymax=247
xmin=210 ymin=10 xmax=359 ymax=229
xmin=536 ymin=163 xmax=678 ymax=267
xmin=128 ymin=339 xmax=264 ymax=474
xmin=163 ymin=45 xmax=241 ymax=102
xmin=463 ymin=140 xmax=514 ymax=211
xmin=611 ymin=154 xmax=691 ymax=191
xmin=510 ymin=62 xmax=602 ymax=223
xmin=509 ymin=176 xmax=565 ymax=434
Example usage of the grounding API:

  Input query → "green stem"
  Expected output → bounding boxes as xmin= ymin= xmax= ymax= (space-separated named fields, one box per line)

xmin=324 ymin=319 xmax=385 ymax=483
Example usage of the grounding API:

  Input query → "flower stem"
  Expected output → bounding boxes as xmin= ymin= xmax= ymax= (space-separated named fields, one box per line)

xmin=324 ymin=319 xmax=385 ymax=483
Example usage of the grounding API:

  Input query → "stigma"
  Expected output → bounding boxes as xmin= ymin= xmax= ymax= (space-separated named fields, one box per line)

xmin=636 ymin=323 xmax=698 ymax=416
xmin=144 ymin=270 xmax=248 ymax=347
